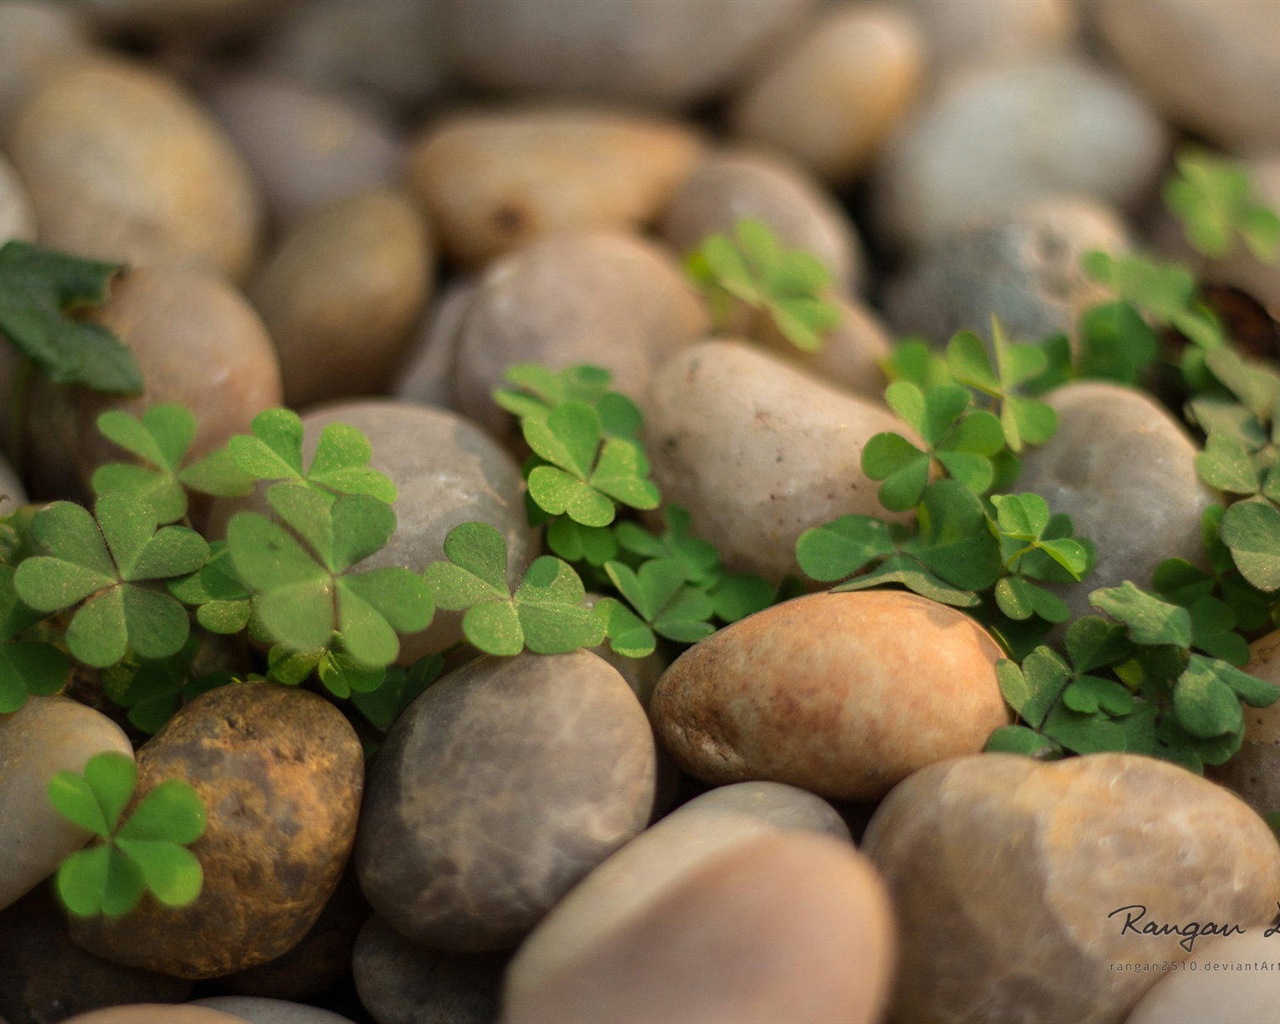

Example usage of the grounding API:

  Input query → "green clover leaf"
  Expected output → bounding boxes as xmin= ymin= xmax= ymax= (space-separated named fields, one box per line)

xmin=1075 ymin=301 xmax=1160 ymax=387
xmin=494 ymin=364 xmax=642 ymax=440
xmin=1164 ymin=148 xmax=1280 ymax=263
xmin=0 ymin=563 xmax=68 ymax=713
xmin=350 ymin=654 xmax=444 ymax=733
xmin=14 ymin=496 xmax=209 ymax=668
xmin=49 ymin=751 xmax=205 ymax=917
xmin=91 ymin=405 xmax=197 ymax=524
xmin=424 ymin=521 xmax=603 ymax=656
xmin=613 ymin=505 xmax=720 ymax=585
xmin=1089 ymin=581 xmax=1193 ymax=649
xmin=0 ymin=241 xmax=141 ymax=394
xmin=101 ymin=640 xmax=228 ymax=735
xmin=604 ymin=556 xmax=716 ymax=647
xmin=1081 ymin=250 xmax=1226 ymax=352
xmin=1219 ymin=499 xmax=1280 ymax=592
xmin=946 ymin=322 xmax=1057 ymax=453
xmin=882 ymin=338 xmax=955 ymax=391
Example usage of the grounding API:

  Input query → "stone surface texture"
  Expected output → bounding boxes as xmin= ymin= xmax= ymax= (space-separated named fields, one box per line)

xmin=863 ymin=753 xmax=1280 ymax=1024
xmin=1208 ymin=632 xmax=1280 ymax=816
xmin=408 ymin=108 xmax=702 ymax=268
xmin=355 ymin=651 xmax=656 ymax=951
xmin=0 ymin=152 xmax=35 ymax=243
xmin=652 ymin=591 xmax=1009 ymax=799
xmin=0 ymin=696 xmax=132 ymax=913
xmin=504 ymin=832 xmax=895 ymax=1024
xmin=1125 ymin=930 xmax=1280 ymax=1024
xmin=195 ymin=997 xmax=355 ymax=1024
xmin=71 ymin=684 xmax=364 ymax=979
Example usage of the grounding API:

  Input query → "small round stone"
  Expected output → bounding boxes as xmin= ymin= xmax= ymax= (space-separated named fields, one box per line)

xmin=873 ymin=59 xmax=1169 ymax=249
xmin=71 ymin=683 xmax=364 ymax=979
xmin=730 ymin=5 xmax=925 ymax=184
xmin=899 ymin=0 xmax=1076 ymax=78
xmin=355 ymin=651 xmax=656 ymax=951
xmin=353 ymin=916 xmax=508 ymax=1024
xmin=505 ymin=832 xmax=895 ymax=1024
xmin=450 ymin=231 xmax=708 ymax=443
xmin=392 ymin=279 xmax=476 ymax=411
xmin=1016 ymin=381 xmax=1218 ymax=620
xmin=0 ymin=2 xmax=95 ymax=132
xmin=504 ymin=780 xmax=849 ymax=1004
xmin=67 ymin=0 xmax=290 ymax=39
xmin=439 ymin=0 xmax=818 ymax=109
xmin=757 ymin=296 xmax=892 ymax=400
xmin=195 ymin=997 xmax=355 ymax=1024
xmin=0 ymin=696 xmax=131 ymax=913
xmin=651 ymin=591 xmax=1009 ymax=800
xmin=60 ymin=1009 xmax=245 ymax=1024
xmin=863 ymin=753 xmax=1280 ymax=1024
xmin=7 ymin=58 xmax=262 ymax=282
xmin=248 ymin=188 xmax=432 ymax=408
xmin=203 ymin=73 xmax=404 ymax=228
xmin=407 ymin=107 xmax=702 ymax=269
xmin=660 ymin=149 xmax=863 ymax=296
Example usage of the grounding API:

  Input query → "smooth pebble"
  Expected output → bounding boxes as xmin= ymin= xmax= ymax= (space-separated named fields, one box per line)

xmin=195 ymin=997 xmax=356 ymax=1024
xmin=0 ymin=151 xmax=35 ymax=243
xmin=0 ymin=2 xmax=95 ymax=132
xmin=392 ymin=279 xmax=476 ymax=411
xmin=59 ymin=1009 xmax=245 ymax=1024
xmin=1125 ymin=930 xmax=1280 ymax=1024
xmin=899 ymin=0 xmax=1076 ymax=79
xmin=355 ymin=651 xmax=656 ymax=951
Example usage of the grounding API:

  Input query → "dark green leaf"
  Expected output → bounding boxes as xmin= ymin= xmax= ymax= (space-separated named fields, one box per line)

xmin=1090 ymin=582 xmax=1194 ymax=648
xmin=796 ymin=514 xmax=895 ymax=582
xmin=984 ymin=724 xmax=1063 ymax=759
xmin=1220 ymin=500 xmax=1280 ymax=592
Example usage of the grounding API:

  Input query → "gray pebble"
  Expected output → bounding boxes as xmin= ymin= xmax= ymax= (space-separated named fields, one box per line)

xmin=195 ymin=998 xmax=354 ymax=1024
xmin=353 ymin=916 xmax=506 ymax=1024
xmin=355 ymin=651 xmax=656 ymax=951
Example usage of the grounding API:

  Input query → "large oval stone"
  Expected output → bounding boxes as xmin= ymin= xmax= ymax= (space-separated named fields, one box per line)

xmin=0 ymin=2 xmax=95 ymax=133
xmin=505 ymin=832 xmax=895 ymax=1024
xmin=195 ymin=997 xmax=355 ymax=1024
xmin=355 ymin=651 xmax=656 ymax=951
xmin=71 ymin=683 xmax=363 ymax=979
xmin=505 ymin=780 xmax=849 ymax=1004
xmin=644 ymin=340 xmax=911 ymax=581
xmin=7 ymin=58 xmax=261 ymax=281
xmin=407 ymin=108 xmax=702 ymax=268
xmin=0 ymin=152 xmax=35 ymax=243
xmin=1016 ymin=381 xmax=1218 ymax=620
xmin=0 ymin=696 xmax=132 ymax=912
xmin=863 ymin=752 xmax=1280 ymax=1024
xmin=652 ymin=591 xmax=1008 ymax=800
xmin=1125 ymin=930 xmax=1280 ymax=1024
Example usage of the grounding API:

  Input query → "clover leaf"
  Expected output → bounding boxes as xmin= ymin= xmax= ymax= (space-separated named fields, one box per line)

xmin=613 ymin=505 xmax=720 ymax=585
xmin=0 ymin=563 xmax=68 ymax=712
xmin=946 ymin=322 xmax=1057 ymax=453
xmin=167 ymin=541 xmax=252 ymax=636
xmin=14 ymin=496 xmax=209 ymax=668
xmin=495 ymin=363 xmax=642 ymax=441
xmin=1075 ymin=301 xmax=1160 ymax=386
xmin=350 ymin=654 xmax=444 ymax=733
xmin=603 ymin=556 xmax=716 ymax=652
xmin=184 ymin=408 xmax=396 ymax=503
xmin=101 ymin=640 xmax=228 ymax=734
xmin=226 ymin=485 xmax=433 ymax=678
xmin=523 ymin=401 xmax=659 ymax=527
xmin=49 ymin=751 xmax=205 ymax=917
xmin=1082 ymin=250 xmax=1225 ymax=352
xmin=686 ymin=218 xmax=840 ymax=352
xmin=1219 ymin=499 xmax=1280 ymax=592
xmin=989 ymin=493 xmax=1092 ymax=623
xmin=882 ymin=338 xmax=955 ymax=391
xmin=0 ymin=241 xmax=141 ymax=394
xmin=423 ymin=521 xmax=603 ymax=656
xmin=1089 ymin=582 xmax=1193 ymax=649
xmin=92 ymin=405 xmax=198 ymax=523
xmin=1164 ymin=148 xmax=1280 ymax=263
xmin=862 ymin=382 xmax=1005 ymax=510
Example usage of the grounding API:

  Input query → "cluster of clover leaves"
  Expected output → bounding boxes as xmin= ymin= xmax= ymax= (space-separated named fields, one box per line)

xmin=791 ymin=147 xmax=1280 ymax=773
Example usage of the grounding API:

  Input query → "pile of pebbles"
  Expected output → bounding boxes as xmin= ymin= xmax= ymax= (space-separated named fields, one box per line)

xmin=2 ymin=1 xmax=1280 ymax=1022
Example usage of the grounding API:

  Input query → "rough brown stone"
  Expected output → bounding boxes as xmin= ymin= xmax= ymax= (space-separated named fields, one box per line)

xmin=71 ymin=683 xmax=363 ymax=979
xmin=863 ymin=753 xmax=1280 ymax=1024
xmin=652 ymin=591 xmax=1009 ymax=799
xmin=503 ymin=832 xmax=895 ymax=1024
xmin=407 ymin=108 xmax=702 ymax=268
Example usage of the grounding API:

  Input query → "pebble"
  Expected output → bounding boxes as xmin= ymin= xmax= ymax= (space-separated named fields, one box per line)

xmin=353 ymin=916 xmax=508 ymax=1024
xmin=407 ymin=107 xmax=702 ymax=269
xmin=0 ymin=449 xmax=26 ymax=518
xmin=203 ymin=74 xmax=404 ymax=228
xmin=0 ymin=2 xmax=95 ymax=133
xmin=392 ymin=279 xmax=476 ymax=411
xmin=898 ymin=0 xmax=1076 ymax=79
xmin=0 ymin=887 xmax=191 ymax=1023
xmin=884 ymin=196 xmax=1130 ymax=346
xmin=0 ymin=696 xmax=132 ymax=913
xmin=505 ymin=832 xmax=894 ymax=1024
xmin=643 ymin=340 xmax=911 ymax=581
xmin=1095 ymin=0 xmax=1280 ymax=154
xmin=439 ymin=0 xmax=818 ymax=109
xmin=758 ymin=296 xmax=892 ymax=400
xmin=303 ymin=401 xmax=535 ymax=660
xmin=1195 ymin=154 xmax=1280 ymax=315
xmin=652 ymin=591 xmax=1009 ymax=800
xmin=450 ymin=231 xmax=708 ymax=443
xmin=67 ymin=0 xmax=290 ymax=41
xmin=1016 ymin=381 xmax=1218 ymax=619
xmin=0 ymin=151 xmax=36 ymax=243
xmin=6 ymin=58 xmax=262 ymax=282
xmin=659 ymin=149 xmax=863 ymax=296
xmin=217 ymin=867 xmax=368 ymax=999
xmin=255 ymin=0 xmax=452 ymax=110
xmin=1207 ymin=632 xmax=1280 ymax=816
xmin=730 ymin=5 xmax=925 ymax=185
xmin=355 ymin=651 xmax=656 ymax=951
xmin=195 ymin=998 xmax=355 ymax=1024
xmin=873 ymin=59 xmax=1169 ymax=249
xmin=248 ymin=188 xmax=432 ymax=408
xmin=1125 ymin=930 xmax=1280 ymax=1024
xmin=71 ymin=683 xmax=364 ymax=980
xmin=862 ymin=752 xmax=1280 ymax=1024
xmin=59 ymin=1009 xmax=245 ymax=1024
xmin=505 ymin=780 xmax=849 ymax=1003
xmin=25 ymin=262 xmax=282 ymax=501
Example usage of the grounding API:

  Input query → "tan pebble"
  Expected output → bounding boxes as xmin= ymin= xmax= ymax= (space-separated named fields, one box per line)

xmin=407 ymin=107 xmax=702 ymax=268
xmin=60 ymin=1008 xmax=245 ymax=1024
